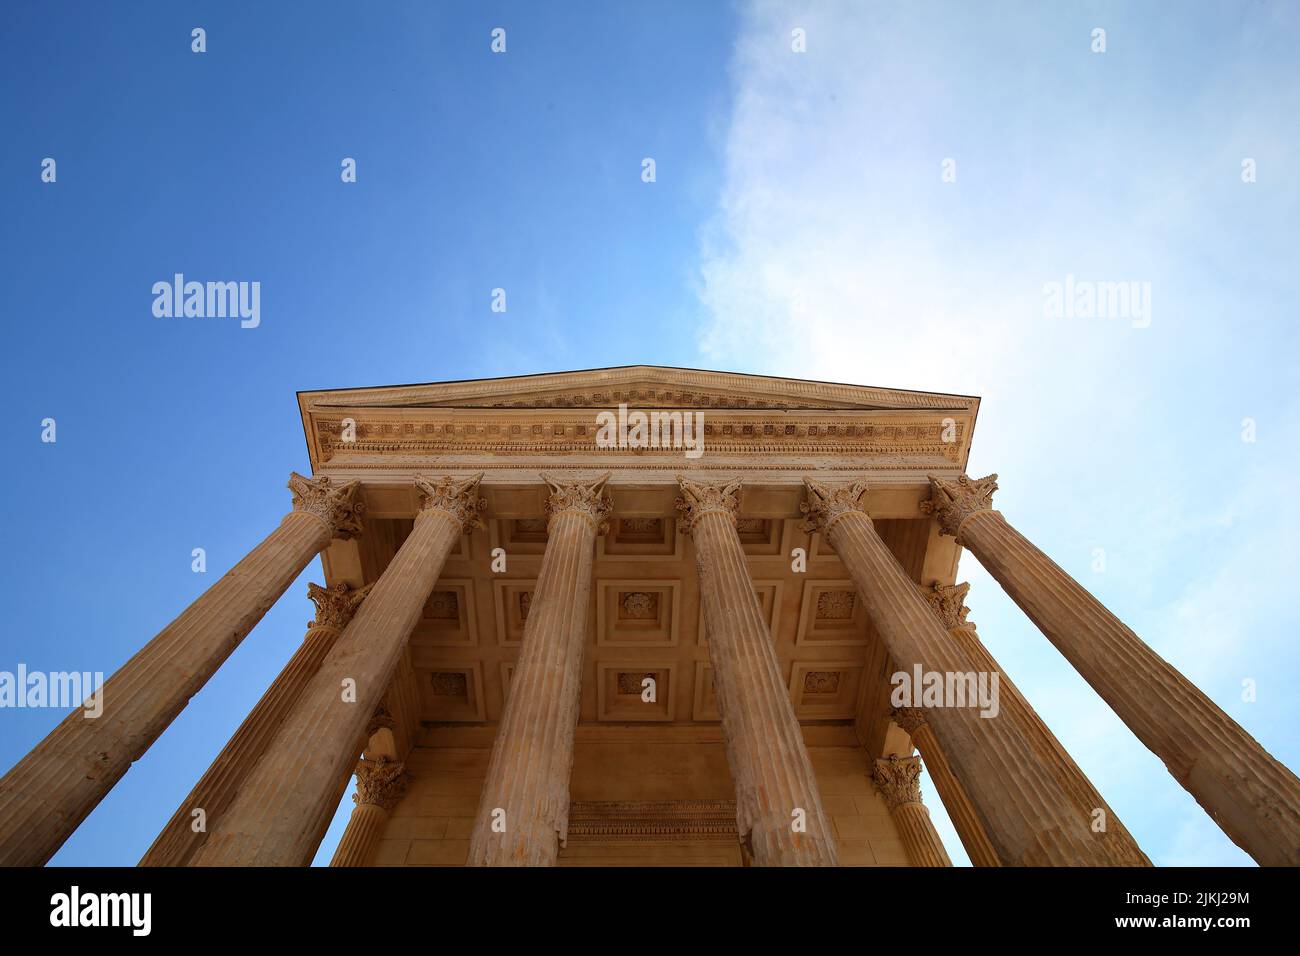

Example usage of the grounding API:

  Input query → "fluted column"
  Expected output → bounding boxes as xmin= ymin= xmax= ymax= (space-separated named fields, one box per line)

xmin=926 ymin=473 xmax=1300 ymax=866
xmin=329 ymin=757 xmax=406 ymax=867
xmin=921 ymin=580 xmax=1146 ymax=863
xmin=678 ymin=478 xmax=837 ymax=866
xmin=873 ymin=755 xmax=952 ymax=866
xmin=892 ymin=707 xmax=999 ymax=867
xmin=467 ymin=474 xmax=610 ymax=866
xmin=0 ymin=472 xmax=362 ymax=867
xmin=190 ymin=474 xmax=485 ymax=866
xmin=802 ymin=478 xmax=1143 ymax=865
xmin=141 ymin=581 xmax=370 ymax=866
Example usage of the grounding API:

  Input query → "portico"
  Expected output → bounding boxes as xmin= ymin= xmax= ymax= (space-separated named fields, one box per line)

xmin=2 ymin=366 xmax=1295 ymax=866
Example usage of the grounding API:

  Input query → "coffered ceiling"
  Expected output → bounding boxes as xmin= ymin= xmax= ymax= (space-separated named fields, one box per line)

xmin=307 ymin=368 xmax=979 ymax=764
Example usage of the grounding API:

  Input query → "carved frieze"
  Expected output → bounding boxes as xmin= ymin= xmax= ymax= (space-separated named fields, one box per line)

xmin=311 ymin=416 xmax=967 ymax=465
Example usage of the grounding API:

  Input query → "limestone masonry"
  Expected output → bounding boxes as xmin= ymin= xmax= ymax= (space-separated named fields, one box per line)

xmin=1 ymin=366 xmax=1296 ymax=866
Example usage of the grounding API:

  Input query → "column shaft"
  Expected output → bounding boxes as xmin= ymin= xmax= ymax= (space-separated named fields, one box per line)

xmin=141 ymin=582 xmax=369 ymax=866
xmin=893 ymin=804 xmax=951 ymax=866
xmin=931 ymin=585 xmax=1146 ymax=862
xmin=679 ymin=478 xmax=837 ymax=866
xmin=330 ymin=805 xmax=388 ymax=867
xmin=0 ymin=473 xmax=360 ymax=867
xmin=804 ymin=479 xmax=1143 ymax=865
xmin=896 ymin=711 xmax=1000 ymax=867
xmin=330 ymin=757 xmax=405 ymax=867
xmin=874 ymin=756 xmax=951 ymax=866
xmin=190 ymin=474 xmax=483 ymax=866
xmin=467 ymin=474 xmax=609 ymax=866
xmin=939 ymin=475 xmax=1300 ymax=866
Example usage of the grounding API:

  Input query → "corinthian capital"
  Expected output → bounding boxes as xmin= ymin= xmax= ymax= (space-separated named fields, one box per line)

xmin=541 ymin=472 xmax=612 ymax=534
xmin=353 ymin=757 xmax=406 ymax=811
xmin=367 ymin=704 xmax=397 ymax=738
xmin=306 ymin=581 xmax=371 ymax=632
xmin=920 ymin=582 xmax=973 ymax=632
xmin=674 ymin=477 xmax=742 ymax=534
xmin=921 ymin=473 xmax=999 ymax=540
xmin=872 ymin=755 xmax=925 ymax=811
xmin=891 ymin=707 xmax=927 ymax=736
xmin=288 ymin=472 xmax=365 ymax=540
xmin=415 ymin=473 xmax=487 ymax=533
xmin=800 ymin=478 xmax=870 ymax=535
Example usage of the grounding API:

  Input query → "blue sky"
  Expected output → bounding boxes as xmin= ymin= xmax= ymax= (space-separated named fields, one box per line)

xmin=1 ymin=1 xmax=1296 ymax=866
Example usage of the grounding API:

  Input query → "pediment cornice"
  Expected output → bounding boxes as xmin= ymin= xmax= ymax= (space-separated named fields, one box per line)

xmin=298 ymin=366 xmax=979 ymax=413
xmin=297 ymin=367 xmax=980 ymax=475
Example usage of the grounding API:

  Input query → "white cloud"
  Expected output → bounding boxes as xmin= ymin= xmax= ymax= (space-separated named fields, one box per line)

xmin=699 ymin=0 xmax=1300 ymax=865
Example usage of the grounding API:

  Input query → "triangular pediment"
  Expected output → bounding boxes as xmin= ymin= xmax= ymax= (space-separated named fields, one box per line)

xmin=299 ymin=366 xmax=978 ymax=413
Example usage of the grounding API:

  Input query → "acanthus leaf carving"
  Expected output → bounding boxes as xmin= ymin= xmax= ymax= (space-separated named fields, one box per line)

xmin=353 ymin=757 xmax=406 ymax=811
xmin=800 ymin=478 xmax=870 ymax=535
xmin=540 ymin=472 xmax=612 ymax=535
xmin=891 ymin=706 xmax=928 ymax=736
xmin=922 ymin=473 xmax=998 ymax=540
xmin=872 ymin=755 xmax=925 ymax=811
xmin=920 ymin=581 xmax=974 ymax=632
xmin=674 ymin=476 xmax=742 ymax=535
xmin=288 ymin=472 xmax=365 ymax=540
xmin=306 ymin=581 xmax=371 ymax=632
xmin=414 ymin=473 xmax=487 ymax=533
xmin=366 ymin=704 xmax=397 ymax=738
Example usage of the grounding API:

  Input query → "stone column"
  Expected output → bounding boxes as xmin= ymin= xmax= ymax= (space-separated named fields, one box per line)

xmin=0 ymin=472 xmax=362 ymax=867
xmin=921 ymin=580 xmax=1147 ymax=863
xmin=677 ymin=477 xmax=837 ymax=866
xmin=467 ymin=474 xmax=610 ymax=867
xmin=329 ymin=757 xmax=406 ymax=867
xmin=802 ymin=478 xmax=1143 ymax=865
xmin=190 ymin=474 xmax=485 ymax=866
xmin=892 ymin=707 xmax=999 ymax=867
xmin=925 ymin=473 xmax=1300 ymax=866
xmin=141 ymin=581 xmax=370 ymax=866
xmin=872 ymin=755 xmax=952 ymax=866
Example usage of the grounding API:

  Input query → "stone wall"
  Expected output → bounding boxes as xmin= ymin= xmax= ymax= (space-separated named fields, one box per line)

xmin=369 ymin=739 xmax=909 ymax=866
